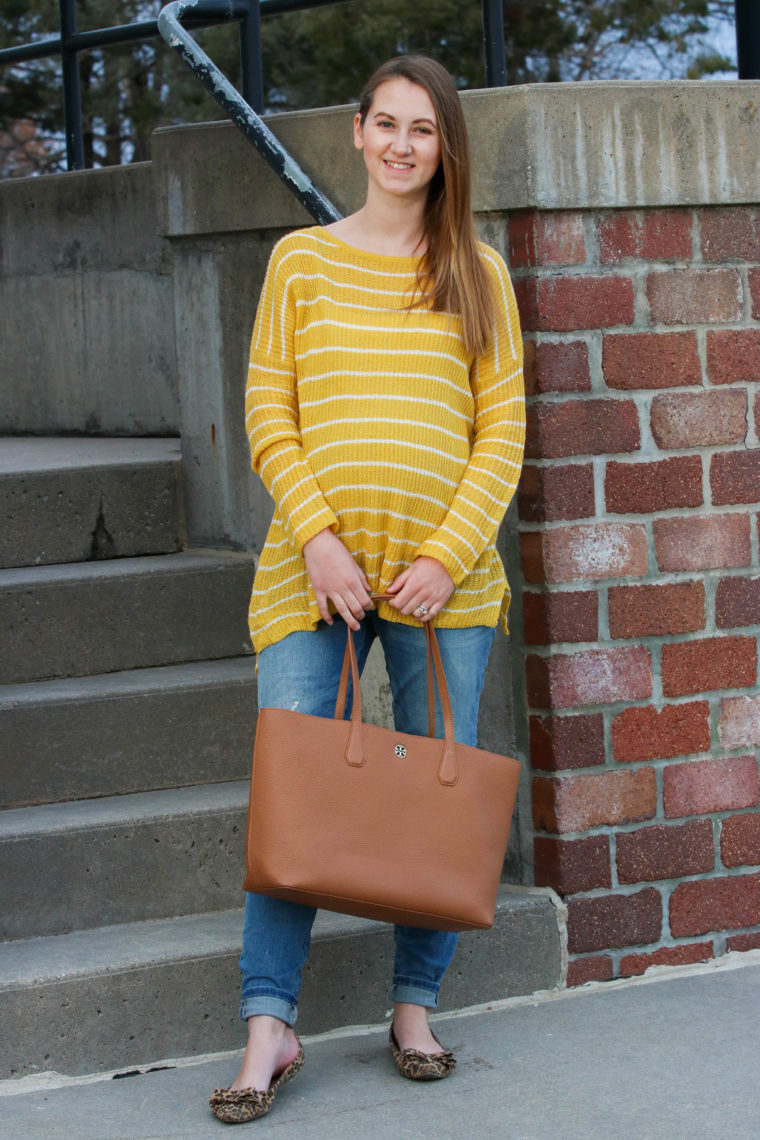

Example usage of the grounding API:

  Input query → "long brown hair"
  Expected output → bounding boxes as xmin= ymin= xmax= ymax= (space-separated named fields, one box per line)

xmin=358 ymin=55 xmax=494 ymax=358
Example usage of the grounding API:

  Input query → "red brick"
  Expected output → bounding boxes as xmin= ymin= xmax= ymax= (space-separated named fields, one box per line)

xmin=711 ymin=451 xmax=760 ymax=506
xmin=650 ymin=390 xmax=747 ymax=450
xmin=605 ymin=456 xmax=703 ymax=514
xmin=526 ymin=340 xmax=591 ymax=395
xmin=567 ymin=889 xmax=662 ymax=954
xmin=716 ymin=576 xmax=760 ymax=629
xmin=726 ymin=932 xmax=760 ymax=951
xmin=721 ymin=813 xmax=760 ymax=868
xmin=542 ymin=523 xmax=649 ymax=583
xmin=706 ymin=329 xmax=760 ymax=385
xmin=654 ymin=514 xmax=751 ymax=572
xmin=662 ymin=635 xmax=757 ymax=697
xmin=616 ymin=820 xmax=715 ymax=884
xmin=756 ymin=389 xmax=760 ymax=435
xmin=720 ymin=694 xmax=760 ymax=750
xmin=537 ymin=276 xmax=635 ymax=332
xmin=663 ymin=755 xmax=760 ymax=818
xmin=750 ymin=268 xmax=760 ymax=321
xmin=567 ymin=956 xmax=614 ymax=986
xmin=609 ymin=582 xmax=705 ymax=639
xmin=523 ymin=590 xmax=598 ymax=645
xmin=520 ymin=532 xmax=545 ymax=584
xmin=611 ymin=701 xmax=710 ymax=764
xmin=526 ymin=399 xmax=640 ymax=460
xmin=700 ymin=207 xmax=760 ymax=261
xmin=647 ymin=269 xmax=743 ymax=325
xmin=508 ymin=215 xmax=539 ymax=268
xmin=529 ymin=713 xmax=605 ymax=772
xmin=509 ymin=211 xmax=586 ymax=267
xmin=619 ymin=942 xmax=713 ymax=978
xmin=603 ymin=331 xmax=701 ymax=390
xmin=513 ymin=276 xmax=540 ymax=331
xmin=670 ymin=872 xmax=760 ymax=936
xmin=533 ymin=768 xmax=656 ymax=833
xmin=526 ymin=646 xmax=652 ymax=709
xmin=599 ymin=210 xmax=693 ymax=263
xmin=522 ymin=339 xmax=537 ymax=394
xmin=517 ymin=463 xmax=595 ymax=523
xmin=534 ymin=835 xmax=611 ymax=894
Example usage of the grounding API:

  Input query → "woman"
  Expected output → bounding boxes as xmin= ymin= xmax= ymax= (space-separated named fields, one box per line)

xmin=210 ymin=53 xmax=525 ymax=1125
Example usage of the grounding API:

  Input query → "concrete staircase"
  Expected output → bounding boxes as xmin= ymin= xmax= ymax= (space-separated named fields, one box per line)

xmin=0 ymin=437 xmax=565 ymax=1081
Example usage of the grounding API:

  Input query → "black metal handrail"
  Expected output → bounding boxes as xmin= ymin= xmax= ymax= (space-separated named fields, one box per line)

xmin=736 ymin=0 xmax=760 ymax=79
xmin=158 ymin=0 xmax=340 ymax=223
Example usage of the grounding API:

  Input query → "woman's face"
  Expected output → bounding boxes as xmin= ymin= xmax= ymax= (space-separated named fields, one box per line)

xmin=354 ymin=77 xmax=442 ymax=203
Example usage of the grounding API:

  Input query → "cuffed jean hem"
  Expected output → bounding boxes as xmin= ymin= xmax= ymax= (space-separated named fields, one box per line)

xmin=389 ymin=982 xmax=439 ymax=1008
xmin=240 ymin=993 xmax=298 ymax=1026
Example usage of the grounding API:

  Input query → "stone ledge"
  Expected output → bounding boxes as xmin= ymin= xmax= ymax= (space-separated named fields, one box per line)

xmin=151 ymin=81 xmax=760 ymax=238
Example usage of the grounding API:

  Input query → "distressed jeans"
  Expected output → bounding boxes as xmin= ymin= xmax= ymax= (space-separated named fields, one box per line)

xmin=239 ymin=612 xmax=497 ymax=1025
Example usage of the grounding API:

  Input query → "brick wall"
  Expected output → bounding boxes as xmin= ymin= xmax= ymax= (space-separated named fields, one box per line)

xmin=510 ymin=205 xmax=760 ymax=985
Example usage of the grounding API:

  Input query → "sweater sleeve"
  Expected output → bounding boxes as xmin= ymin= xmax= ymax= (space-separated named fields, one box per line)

xmin=245 ymin=237 xmax=339 ymax=551
xmin=415 ymin=249 xmax=525 ymax=583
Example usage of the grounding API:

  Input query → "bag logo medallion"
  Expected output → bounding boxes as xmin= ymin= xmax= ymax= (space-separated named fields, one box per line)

xmin=394 ymin=744 xmax=407 ymax=758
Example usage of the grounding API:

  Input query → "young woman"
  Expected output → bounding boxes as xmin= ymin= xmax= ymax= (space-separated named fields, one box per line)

xmin=210 ymin=53 xmax=525 ymax=1125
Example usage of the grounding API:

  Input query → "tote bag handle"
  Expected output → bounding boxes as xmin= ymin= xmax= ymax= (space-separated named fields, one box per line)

xmin=333 ymin=594 xmax=459 ymax=787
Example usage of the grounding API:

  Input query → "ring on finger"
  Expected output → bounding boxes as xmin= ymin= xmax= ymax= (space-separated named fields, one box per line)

xmin=416 ymin=603 xmax=430 ymax=616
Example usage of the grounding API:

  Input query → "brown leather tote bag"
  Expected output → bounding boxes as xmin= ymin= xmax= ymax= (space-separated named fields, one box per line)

xmin=243 ymin=608 xmax=521 ymax=931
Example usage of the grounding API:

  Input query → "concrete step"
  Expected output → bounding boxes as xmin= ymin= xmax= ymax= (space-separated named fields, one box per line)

xmin=0 ymin=658 xmax=256 ymax=809
xmin=0 ymin=781 xmax=250 ymax=941
xmin=0 ymin=886 xmax=565 ymax=1079
xmin=0 ymin=437 xmax=184 ymax=569
xmin=0 ymin=550 xmax=255 ymax=683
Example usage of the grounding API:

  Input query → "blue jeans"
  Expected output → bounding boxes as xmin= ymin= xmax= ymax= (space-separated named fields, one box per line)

xmin=240 ymin=613 xmax=496 ymax=1025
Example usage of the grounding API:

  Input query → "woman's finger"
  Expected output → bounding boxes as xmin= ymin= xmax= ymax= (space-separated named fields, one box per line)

xmin=333 ymin=594 xmax=361 ymax=631
xmin=315 ymin=592 xmax=333 ymax=626
xmin=385 ymin=568 xmax=409 ymax=594
xmin=342 ymin=586 xmax=370 ymax=623
xmin=415 ymin=600 xmax=439 ymax=621
xmin=353 ymin=581 xmax=374 ymax=610
xmin=400 ymin=591 xmax=429 ymax=617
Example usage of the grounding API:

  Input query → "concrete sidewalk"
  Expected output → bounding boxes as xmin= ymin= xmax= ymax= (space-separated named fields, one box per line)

xmin=2 ymin=954 xmax=759 ymax=1140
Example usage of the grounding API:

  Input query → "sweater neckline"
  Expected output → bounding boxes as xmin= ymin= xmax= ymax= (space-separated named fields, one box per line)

xmin=313 ymin=226 xmax=423 ymax=268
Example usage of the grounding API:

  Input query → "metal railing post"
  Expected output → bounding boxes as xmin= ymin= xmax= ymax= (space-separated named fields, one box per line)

xmin=482 ymin=0 xmax=507 ymax=87
xmin=59 ymin=0 xmax=85 ymax=169
xmin=240 ymin=0 xmax=264 ymax=112
xmin=736 ymin=0 xmax=760 ymax=79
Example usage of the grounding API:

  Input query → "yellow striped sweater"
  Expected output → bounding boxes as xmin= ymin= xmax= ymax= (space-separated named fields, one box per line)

xmin=245 ymin=226 xmax=525 ymax=653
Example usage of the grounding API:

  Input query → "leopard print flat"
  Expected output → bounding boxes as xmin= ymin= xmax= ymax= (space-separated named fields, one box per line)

xmin=209 ymin=1039 xmax=305 ymax=1124
xmin=389 ymin=1024 xmax=456 ymax=1081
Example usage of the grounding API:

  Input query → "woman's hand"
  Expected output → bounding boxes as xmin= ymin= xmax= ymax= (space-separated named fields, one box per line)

xmin=386 ymin=557 xmax=455 ymax=622
xmin=303 ymin=528 xmax=373 ymax=631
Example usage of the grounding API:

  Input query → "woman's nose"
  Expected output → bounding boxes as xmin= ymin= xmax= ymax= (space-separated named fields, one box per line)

xmin=391 ymin=131 xmax=412 ymax=153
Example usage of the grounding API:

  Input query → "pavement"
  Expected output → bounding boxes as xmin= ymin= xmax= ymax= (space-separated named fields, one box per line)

xmin=2 ymin=953 xmax=759 ymax=1140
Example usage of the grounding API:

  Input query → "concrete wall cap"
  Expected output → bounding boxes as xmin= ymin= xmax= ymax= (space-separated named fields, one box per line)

xmin=150 ymin=80 xmax=760 ymax=236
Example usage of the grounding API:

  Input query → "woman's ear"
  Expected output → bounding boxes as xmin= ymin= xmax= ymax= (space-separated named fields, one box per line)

xmin=353 ymin=112 xmax=364 ymax=151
